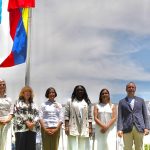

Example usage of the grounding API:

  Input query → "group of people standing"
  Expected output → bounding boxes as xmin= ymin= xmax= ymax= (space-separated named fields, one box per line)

xmin=0 ymin=79 xmax=149 ymax=150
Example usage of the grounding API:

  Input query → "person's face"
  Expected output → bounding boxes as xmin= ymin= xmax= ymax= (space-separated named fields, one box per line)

xmin=101 ymin=90 xmax=109 ymax=103
xmin=23 ymin=90 xmax=31 ymax=100
xmin=0 ymin=81 xmax=6 ymax=95
xmin=76 ymin=86 xmax=85 ymax=100
xmin=126 ymin=83 xmax=136 ymax=97
xmin=48 ymin=89 xmax=56 ymax=101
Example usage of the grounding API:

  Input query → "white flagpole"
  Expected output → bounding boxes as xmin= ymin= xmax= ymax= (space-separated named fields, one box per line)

xmin=25 ymin=8 xmax=32 ymax=86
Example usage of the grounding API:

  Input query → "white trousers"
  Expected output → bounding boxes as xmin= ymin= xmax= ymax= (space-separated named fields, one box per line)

xmin=0 ymin=121 xmax=12 ymax=150
xmin=67 ymin=135 xmax=90 ymax=150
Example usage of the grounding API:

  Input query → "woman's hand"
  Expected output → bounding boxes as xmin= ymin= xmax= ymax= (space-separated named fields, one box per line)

xmin=89 ymin=128 xmax=93 ymax=137
xmin=44 ymin=128 xmax=59 ymax=135
xmin=25 ymin=121 xmax=35 ymax=130
xmin=100 ymin=125 xmax=108 ymax=133
xmin=43 ymin=128 xmax=49 ymax=134
xmin=49 ymin=128 xmax=58 ymax=135
xmin=65 ymin=120 xmax=70 ymax=136
xmin=0 ymin=118 xmax=11 ymax=125
xmin=0 ymin=119 xmax=6 ymax=125
xmin=65 ymin=126 xmax=69 ymax=135
xmin=0 ymin=115 xmax=13 ymax=125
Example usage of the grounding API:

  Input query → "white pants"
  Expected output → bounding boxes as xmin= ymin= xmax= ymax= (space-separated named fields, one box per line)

xmin=0 ymin=122 xmax=12 ymax=150
xmin=67 ymin=135 xmax=90 ymax=150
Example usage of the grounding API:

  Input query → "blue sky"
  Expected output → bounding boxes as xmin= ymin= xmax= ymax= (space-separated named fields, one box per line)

xmin=0 ymin=0 xmax=150 ymax=105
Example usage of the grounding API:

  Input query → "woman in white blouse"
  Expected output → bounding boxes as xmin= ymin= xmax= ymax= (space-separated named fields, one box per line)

xmin=0 ymin=79 xmax=13 ymax=150
xmin=39 ymin=87 xmax=63 ymax=150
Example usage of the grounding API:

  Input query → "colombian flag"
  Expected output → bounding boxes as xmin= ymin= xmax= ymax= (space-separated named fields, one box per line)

xmin=0 ymin=0 xmax=35 ymax=67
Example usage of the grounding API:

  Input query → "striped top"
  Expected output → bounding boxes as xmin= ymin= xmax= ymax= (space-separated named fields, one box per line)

xmin=39 ymin=100 xmax=63 ymax=128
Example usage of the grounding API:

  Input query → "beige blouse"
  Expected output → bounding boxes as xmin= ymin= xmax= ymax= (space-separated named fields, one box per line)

xmin=65 ymin=98 xmax=92 ymax=137
xmin=0 ymin=97 xmax=13 ymax=118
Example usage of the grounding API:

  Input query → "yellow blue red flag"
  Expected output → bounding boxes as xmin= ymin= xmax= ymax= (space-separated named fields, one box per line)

xmin=0 ymin=0 xmax=2 ymax=23
xmin=0 ymin=0 xmax=35 ymax=67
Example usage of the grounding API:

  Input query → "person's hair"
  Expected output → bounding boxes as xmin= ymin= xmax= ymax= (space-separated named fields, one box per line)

xmin=19 ymin=86 xmax=34 ymax=103
xmin=71 ymin=85 xmax=91 ymax=105
xmin=126 ymin=81 xmax=136 ymax=89
xmin=99 ymin=88 xmax=110 ymax=104
xmin=45 ymin=87 xmax=57 ymax=98
xmin=0 ymin=79 xmax=6 ymax=96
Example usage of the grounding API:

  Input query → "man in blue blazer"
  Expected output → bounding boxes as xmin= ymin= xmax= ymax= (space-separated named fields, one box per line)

xmin=117 ymin=82 xmax=149 ymax=150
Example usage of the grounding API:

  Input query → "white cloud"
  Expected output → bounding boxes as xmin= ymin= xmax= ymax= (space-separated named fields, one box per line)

xmin=38 ymin=0 xmax=150 ymax=34
xmin=1 ymin=0 xmax=150 ymax=103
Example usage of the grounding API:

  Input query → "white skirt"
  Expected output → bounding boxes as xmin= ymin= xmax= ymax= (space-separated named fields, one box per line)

xmin=0 ymin=116 xmax=12 ymax=150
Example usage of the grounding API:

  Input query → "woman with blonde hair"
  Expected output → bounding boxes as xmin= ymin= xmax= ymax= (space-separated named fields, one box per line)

xmin=0 ymin=79 xmax=13 ymax=150
xmin=13 ymin=86 xmax=39 ymax=150
xmin=94 ymin=88 xmax=117 ymax=150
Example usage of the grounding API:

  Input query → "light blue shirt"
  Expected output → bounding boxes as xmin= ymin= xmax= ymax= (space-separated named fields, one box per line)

xmin=39 ymin=100 xmax=63 ymax=128
xmin=128 ymin=98 xmax=135 ymax=110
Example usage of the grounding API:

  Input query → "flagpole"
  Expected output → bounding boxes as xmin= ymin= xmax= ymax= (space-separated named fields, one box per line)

xmin=25 ymin=8 xmax=32 ymax=86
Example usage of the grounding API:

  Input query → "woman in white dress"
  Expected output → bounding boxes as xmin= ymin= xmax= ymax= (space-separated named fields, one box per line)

xmin=94 ymin=88 xmax=117 ymax=150
xmin=0 ymin=79 xmax=13 ymax=150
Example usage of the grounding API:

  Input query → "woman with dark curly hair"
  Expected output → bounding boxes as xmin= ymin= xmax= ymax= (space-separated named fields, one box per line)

xmin=94 ymin=88 xmax=117 ymax=150
xmin=39 ymin=87 xmax=63 ymax=150
xmin=65 ymin=85 xmax=92 ymax=150
xmin=13 ymin=86 xmax=39 ymax=150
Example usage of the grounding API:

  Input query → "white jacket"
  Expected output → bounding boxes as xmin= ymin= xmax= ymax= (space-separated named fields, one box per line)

xmin=65 ymin=98 xmax=92 ymax=137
